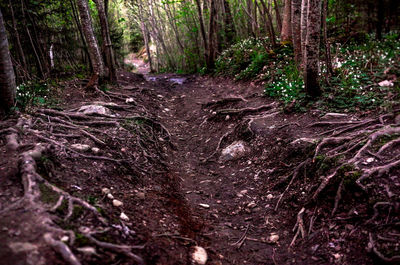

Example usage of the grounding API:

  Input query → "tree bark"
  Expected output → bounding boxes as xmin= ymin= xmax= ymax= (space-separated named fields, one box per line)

xmin=300 ymin=0 xmax=308 ymax=69
xmin=322 ymin=0 xmax=333 ymax=76
xmin=223 ymin=0 xmax=236 ymax=45
xmin=76 ymin=0 xmax=105 ymax=88
xmin=273 ymin=0 xmax=282 ymax=33
xmin=93 ymin=0 xmax=117 ymax=83
xmin=304 ymin=0 xmax=321 ymax=97
xmin=206 ymin=0 xmax=217 ymax=70
xmin=195 ymin=0 xmax=208 ymax=65
xmin=281 ymin=0 xmax=292 ymax=42
xmin=291 ymin=0 xmax=302 ymax=67
xmin=0 ymin=8 xmax=16 ymax=115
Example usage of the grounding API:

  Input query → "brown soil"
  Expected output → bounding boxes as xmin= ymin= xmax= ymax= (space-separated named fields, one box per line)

xmin=0 ymin=70 xmax=399 ymax=265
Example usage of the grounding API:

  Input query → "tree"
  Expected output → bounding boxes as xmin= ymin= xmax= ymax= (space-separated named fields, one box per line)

xmin=93 ymin=0 xmax=117 ymax=83
xmin=76 ymin=0 xmax=105 ymax=89
xmin=281 ymin=0 xmax=292 ymax=42
xmin=0 ymin=8 xmax=16 ymax=115
xmin=303 ymin=0 xmax=322 ymax=97
xmin=291 ymin=0 xmax=302 ymax=67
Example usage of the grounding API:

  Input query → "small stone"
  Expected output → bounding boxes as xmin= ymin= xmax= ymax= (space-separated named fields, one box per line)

xmin=113 ymin=199 xmax=123 ymax=207
xmin=125 ymin=98 xmax=134 ymax=103
xmin=220 ymin=141 xmax=249 ymax=161
xmin=247 ymin=201 xmax=257 ymax=208
xmin=102 ymin=188 xmax=111 ymax=194
xmin=71 ymin=144 xmax=91 ymax=152
xmin=61 ymin=236 xmax=69 ymax=242
xmin=225 ymin=115 xmax=230 ymax=120
xmin=365 ymin=157 xmax=375 ymax=164
xmin=77 ymin=247 xmax=97 ymax=256
xmin=78 ymin=105 xmax=110 ymax=115
xmin=91 ymin=147 xmax=100 ymax=154
xmin=269 ymin=233 xmax=279 ymax=243
xmin=266 ymin=194 xmax=274 ymax=200
xmin=199 ymin=203 xmax=210 ymax=209
xmin=120 ymin=212 xmax=129 ymax=221
xmin=107 ymin=193 xmax=114 ymax=200
xmin=191 ymin=246 xmax=208 ymax=265
xmin=136 ymin=192 xmax=145 ymax=199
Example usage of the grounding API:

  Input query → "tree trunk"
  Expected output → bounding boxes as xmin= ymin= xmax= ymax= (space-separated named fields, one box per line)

xmin=304 ymin=0 xmax=322 ymax=97
xmin=206 ymin=0 xmax=217 ymax=70
xmin=291 ymin=0 xmax=302 ymax=67
xmin=76 ymin=0 xmax=105 ymax=89
xmin=257 ymin=0 xmax=277 ymax=47
xmin=322 ymin=0 xmax=333 ymax=76
xmin=93 ymin=0 xmax=117 ymax=83
xmin=141 ymin=21 xmax=153 ymax=72
xmin=195 ymin=0 xmax=208 ymax=65
xmin=9 ymin=0 xmax=27 ymax=73
xmin=223 ymin=0 xmax=236 ymax=45
xmin=0 ymin=8 xmax=16 ymax=115
xmin=281 ymin=0 xmax=292 ymax=42
xmin=273 ymin=0 xmax=282 ymax=33
xmin=300 ymin=0 xmax=308 ymax=69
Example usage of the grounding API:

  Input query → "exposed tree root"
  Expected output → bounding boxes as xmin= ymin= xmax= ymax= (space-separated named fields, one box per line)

xmin=208 ymin=103 xmax=276 ymax=120
xmin=202 ymin=96 xmax=247 ymax=109
xmin=1 ymin=115 xmax=144 ymax=264
xmin=368 ymin=233 xmax=400 ymax=263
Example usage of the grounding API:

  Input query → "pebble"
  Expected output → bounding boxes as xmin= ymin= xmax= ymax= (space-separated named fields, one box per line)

xmin=102 ymin=188 xmax=110 ymax=194
xmin=77 ymin=247 xmax=97 ymax=256
xmin=269 ymin=233 xmax=279 ymax=243
xmin=91 ymin=147 xmax=100 ymax=154
xmin=113 ymin=200 xmax=123 ymax=207
xmin=71 ymin=144 xmax=91 ymax=152
xmin=60 ymin=236 xmax=69 ymax=242
xmin=191 ymin=246 xmax=208 ymax=265
xmin=247 ymin=201 xmax=257 ymax=208
xmin=125 ymin=98 xmax=134 ymax=103
xmin=120 ymin=212 xmax=129 ymax=221
xmin=107 ymin=193 xmax=114 ymax=199
xmin=199 ymin=203 xmax=210 ymax=209
xmin=266 ymin=194 xmax=274 ymax=200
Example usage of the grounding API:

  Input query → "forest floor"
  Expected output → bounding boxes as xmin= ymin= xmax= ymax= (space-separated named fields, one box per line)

xmin=0 ymin=69 xmax=399 ymax=265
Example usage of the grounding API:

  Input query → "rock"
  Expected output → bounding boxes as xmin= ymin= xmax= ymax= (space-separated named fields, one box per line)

xmin=322 ymin=113 xmax=348 ymax=119
xmin=191 ymin=246 xmax=208 ymax=265
xmin=220 ymin=141 xmax=249 ymax=161
xmin=378 ymin=80 xmax=394 ymax=87
xmin=113 ymin=199 xmax=123 ymax=207
xmin=107 ymin=193 xmax=114 ymax=199
xmin=120 ymin=212 xmax=129 ymax=221
xmin=102 ymin=188 xmax=111 ymax=194
xmin=60 ymin=236 xmax=69 ymax=242
xmin=199 ymin=203 xmax=210 ymax=209
xmin=269 ymin=233 xmax=279 ymax=243
xmin=78 ymin=105 xmax=110 ymax=115
xmin=266 ymin=194 xmax=274 ymax=200
xmin=71 ymin=144 xmax=91 ymax=152
xmin=291 ymin=138 xmax=318 ymax=145
xmin=9 ymin=242 xmax=38 ymax=253
xmin=136 ymin=192 xmax=145 ymax=199
xmin=125 ymin=98 xmax=135 ymax=103
xmin=77 ymin=247 xmax=97 ymax=256
xmin=91 ymin=147 xmax=100 ymax=154
xmin=247 ymin=201 xmax=257 ymax=208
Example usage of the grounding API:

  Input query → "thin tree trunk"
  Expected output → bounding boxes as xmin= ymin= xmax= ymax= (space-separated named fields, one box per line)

xmin=300 ymin=0 xmax=308 ymax=69
xmin=281 ymin=0 xmax=292 ymax=42
xmin=207 ymin=0 xmax=217 ymax=70
xmin=257 ymin=0 xmax=277 ymax=47
xmin=9 ymin=0 xmax=27 ymax=73
xmin=141 ymin=21 xmax=153 ymax=72
xmin=69 ymin=0 xmax=90 ymax=69
xmin=273 ymin=0 xmax=282 ymax=33
xmin=304 ymin=0 xmax=321 ymax=97
xmin=322 ymin=0 xmax=333 ymax=75
xmin=0 ymin=8 xmax=16 ymax=115
xmin=291 ymin=0 xmax=302 ymax=66
xmin=195 ymin=0 xmax=208 ymax=65
xmin=223 ymin=0 xmax=236 ymax=45
xmin=93 ymin=0 xmax=117 ymax=83
xmin=76 ymin=0 xmax=105 ymax=88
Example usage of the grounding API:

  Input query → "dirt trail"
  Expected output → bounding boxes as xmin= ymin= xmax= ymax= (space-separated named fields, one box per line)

xmin=1 ymin=69 xmax=399 ymax=265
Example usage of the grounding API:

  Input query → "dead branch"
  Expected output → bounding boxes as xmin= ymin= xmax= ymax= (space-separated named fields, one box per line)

xmin=368 ymin=233 xmax=400 ymax=263
xmin=44 ymin=233 xmax=81 ymax=265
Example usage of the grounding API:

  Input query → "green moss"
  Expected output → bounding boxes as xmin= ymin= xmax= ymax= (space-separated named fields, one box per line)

xmin=75 ymin=233 xmax=90 ymax=247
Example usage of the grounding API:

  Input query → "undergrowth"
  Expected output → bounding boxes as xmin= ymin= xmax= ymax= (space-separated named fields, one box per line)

xmin=215 ymin=33 xmax=400 ymax=112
